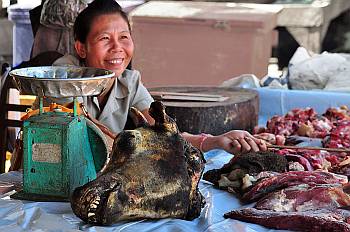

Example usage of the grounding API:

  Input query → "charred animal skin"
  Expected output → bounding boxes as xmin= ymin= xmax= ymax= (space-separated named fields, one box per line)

xmin=202 ymin=151 xmax=288 ymax=189
xmin=70 ymin=101 xmax=205 ymax=225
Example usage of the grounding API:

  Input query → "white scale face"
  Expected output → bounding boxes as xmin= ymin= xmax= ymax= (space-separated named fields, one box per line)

xmin=32 ymin=143 xmax=62 ymax=163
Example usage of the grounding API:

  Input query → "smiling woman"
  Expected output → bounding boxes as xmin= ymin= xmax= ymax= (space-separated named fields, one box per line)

xmin=45 ymin=0 xmax=266 ymax=159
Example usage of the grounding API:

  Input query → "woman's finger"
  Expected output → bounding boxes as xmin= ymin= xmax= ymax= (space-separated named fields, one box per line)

xmin=246 ymin=135 xmax=268 ymax=152
xmin=245 ymin=137 xmax=259 ymax=152
xmin=238 ymin=138 xmax=251 ymax=153
xmin=231 ymin=139 xmax=242 ymax=154
xmin=258 ymin=139 xmax=267 ymax=151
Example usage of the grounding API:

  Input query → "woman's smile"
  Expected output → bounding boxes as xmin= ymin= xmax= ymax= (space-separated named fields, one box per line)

xmin=104 ymin=58 xmax=124 ymax=69
xmin=106 ymin=58 xmax=123 ymax=65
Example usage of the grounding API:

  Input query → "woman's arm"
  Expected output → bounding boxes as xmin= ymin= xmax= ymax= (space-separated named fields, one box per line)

xmin=182 ymin=130 xmax=267 ymax=154
xmin=142 ymin=107 xmax=266 ymax=154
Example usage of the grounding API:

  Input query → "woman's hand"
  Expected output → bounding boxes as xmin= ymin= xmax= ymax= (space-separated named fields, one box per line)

xmin=202 ymin=130 xmax=267 ymax=154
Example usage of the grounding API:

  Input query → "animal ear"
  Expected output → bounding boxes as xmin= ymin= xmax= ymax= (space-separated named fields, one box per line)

xmin=75 ymin=41 xmax=87 ymax=59
xmin=149 ymin=101 xmax=179 ymax=133
xmin=149 ymin=101 xmax=167 ymax=124
xmin=126 ymin=107 xmax=150 ymax=129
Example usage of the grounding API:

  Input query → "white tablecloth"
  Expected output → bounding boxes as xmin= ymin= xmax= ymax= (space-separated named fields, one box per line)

xmin=0 ymin=150 xmax=288 ymax=232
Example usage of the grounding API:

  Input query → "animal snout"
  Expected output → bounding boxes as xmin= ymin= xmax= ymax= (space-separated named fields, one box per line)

xmin=115 ymin=130 xmax=142 ymax=152
xmin=123 ymin=130 xmax=142 ymax=142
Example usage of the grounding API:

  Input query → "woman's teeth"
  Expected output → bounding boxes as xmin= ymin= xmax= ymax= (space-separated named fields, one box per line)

xmin=109 ymin=59 xmax=123 ymax=64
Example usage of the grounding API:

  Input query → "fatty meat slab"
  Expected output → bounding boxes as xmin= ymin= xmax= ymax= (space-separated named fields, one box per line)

xmin=241 ymin=170 xmax=347 ymax=203
xmin=226 ymin=182 xmax=350 ymax=231
xmin=224 ymin=208 xmax=350 ymax=232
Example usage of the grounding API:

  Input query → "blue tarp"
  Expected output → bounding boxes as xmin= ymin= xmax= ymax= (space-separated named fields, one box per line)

xmin=256 ymin=88 xmax=350 ymax=126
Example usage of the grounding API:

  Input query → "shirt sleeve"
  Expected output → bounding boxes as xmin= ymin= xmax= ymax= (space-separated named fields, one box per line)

xmin=52 ymin=54 xmax=81 ymax=66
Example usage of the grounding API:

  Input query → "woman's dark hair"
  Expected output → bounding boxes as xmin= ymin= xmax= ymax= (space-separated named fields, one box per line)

xmin=73 ymin=0 xmax=130 ymax=43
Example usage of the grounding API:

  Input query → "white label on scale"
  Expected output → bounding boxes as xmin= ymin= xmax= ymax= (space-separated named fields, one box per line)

xmin=32 ymin=143 xmax=61 ymax=163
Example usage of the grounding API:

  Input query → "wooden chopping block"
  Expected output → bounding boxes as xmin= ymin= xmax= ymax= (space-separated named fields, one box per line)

xmin=148 ymin=86 xmax=259 ymax=135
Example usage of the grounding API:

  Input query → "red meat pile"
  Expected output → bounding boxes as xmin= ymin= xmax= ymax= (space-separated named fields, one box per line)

xmin=222 ymin=106 xmax=350 ymax=231
xmin=254 ymin=106 xmax=350 ymax=173
xmin=254 ymin=107 xmax=333 ymax=138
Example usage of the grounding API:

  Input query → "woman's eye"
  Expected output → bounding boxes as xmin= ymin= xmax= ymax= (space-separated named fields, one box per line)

xmin=120 ymin=35 xmax=129 ymax=40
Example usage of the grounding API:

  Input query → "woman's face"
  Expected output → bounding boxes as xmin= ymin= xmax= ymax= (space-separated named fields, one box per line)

xmin=75 ymin=14 xmax=134 ymax=77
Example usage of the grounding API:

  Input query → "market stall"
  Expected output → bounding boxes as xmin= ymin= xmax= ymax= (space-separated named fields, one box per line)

xmin=1 ymin=85 xmax=350 ymax=231
xmin=1 ymin=0 xmax=350 ymax=231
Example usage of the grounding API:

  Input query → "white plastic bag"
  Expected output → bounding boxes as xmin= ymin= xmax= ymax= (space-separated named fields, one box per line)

xmin=288 ymin=47 xmax=350 ymax=90
xmin=220 ymin=74 xmax=261 ymax=88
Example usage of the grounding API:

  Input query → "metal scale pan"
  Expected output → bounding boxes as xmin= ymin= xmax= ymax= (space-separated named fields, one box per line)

xmin=10 ymin=66 xmax=115 ymax=98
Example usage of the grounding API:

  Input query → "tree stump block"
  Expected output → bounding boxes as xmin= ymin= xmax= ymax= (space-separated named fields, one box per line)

xmin=148 ymin=86 xmax=259 ymax=135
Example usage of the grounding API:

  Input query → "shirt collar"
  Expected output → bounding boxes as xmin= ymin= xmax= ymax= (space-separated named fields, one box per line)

xmin=114 ymin=72 xmax=130 ymax=99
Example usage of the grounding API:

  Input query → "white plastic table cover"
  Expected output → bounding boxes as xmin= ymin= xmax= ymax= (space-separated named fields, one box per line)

xmin=0 ymin=150 xmax=288 ymax=232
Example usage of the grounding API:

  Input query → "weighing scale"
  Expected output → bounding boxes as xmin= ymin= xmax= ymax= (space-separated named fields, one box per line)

xmin=9 ymin=66 xmax=115 ymax=201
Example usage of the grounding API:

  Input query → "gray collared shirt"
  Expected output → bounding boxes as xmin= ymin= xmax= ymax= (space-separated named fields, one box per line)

xmin=82 ymin=69 xmax=153 ymax=133
xmin=35 ymin=54 xmax=154 ymax=134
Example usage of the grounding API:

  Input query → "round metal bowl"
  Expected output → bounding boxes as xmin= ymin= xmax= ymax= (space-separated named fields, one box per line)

xmin=10 ymin=66 xmax=115 ymax=98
